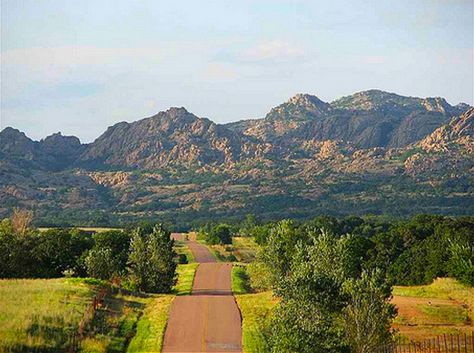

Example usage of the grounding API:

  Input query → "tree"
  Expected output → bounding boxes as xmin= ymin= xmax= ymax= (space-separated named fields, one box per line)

xmin=264 ymin=227 xmax=348 ymax=352
xmin=92 ymin=230 xmax=130 ymax=273
xmin=85 ymin=247 xmax=117 ymax=280
xmin=262 ymin=223 xmax=395 ymax=353
xmin=34 ymin=228 xmax=93 ymax=277
xmin=343 ymin=270 xmax=396 ymax=353
xmin=127 ymin=225 xmax=177 ymax=293
xmin=211 ymin=224 xmax=232 ymax=244
xmin=146 ymin=225 xmax=177 ymax=292
xmin=0 ymin=218 xmax=39 ymax=278
xmin=127 ymin=228 xmax=149 ymax=291
xmin=240 ymin=214 xmax=257 ymax=237
xmin=11 ymin=208 xmax=33 ymax=237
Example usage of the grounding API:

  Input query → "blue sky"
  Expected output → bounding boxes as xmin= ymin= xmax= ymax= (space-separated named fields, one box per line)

xmin=1 ymin=0 xmax=473 ymax=142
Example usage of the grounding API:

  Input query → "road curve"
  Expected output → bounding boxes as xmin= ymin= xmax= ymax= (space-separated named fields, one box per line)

xmin=162 ymin=239 xmax=242 ymax=353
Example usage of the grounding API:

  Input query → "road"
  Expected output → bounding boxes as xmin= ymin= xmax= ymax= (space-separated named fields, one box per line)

xmin=163 ymin=236 xmax=242 ymax=353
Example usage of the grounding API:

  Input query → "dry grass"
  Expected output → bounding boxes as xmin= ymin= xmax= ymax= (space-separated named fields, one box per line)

xmin=392 ymin=278 xmax=474 ymax=340
xmin=232 ymin=237 xmax=259 ymax=263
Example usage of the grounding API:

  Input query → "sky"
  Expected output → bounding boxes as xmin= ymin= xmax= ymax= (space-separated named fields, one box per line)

xmin=1 ymin=0 xmax=473 ymax=142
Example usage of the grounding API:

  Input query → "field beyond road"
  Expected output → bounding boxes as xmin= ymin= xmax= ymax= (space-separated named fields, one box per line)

xmin=392 ymin=278 xmax=474 ymax=341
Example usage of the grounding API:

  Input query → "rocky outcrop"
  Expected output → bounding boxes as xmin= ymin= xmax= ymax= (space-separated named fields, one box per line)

xmin=77 ymin=107 xmax=270 ymax=169
xmin=227 ymin=90 xmax=470 ymax=149
xmin=1 ymin=90 xmax=472 ymax=220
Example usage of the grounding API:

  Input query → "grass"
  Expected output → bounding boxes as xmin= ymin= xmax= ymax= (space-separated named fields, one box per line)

xmin=125 ymin=261 xmax=199 ymax=351
xmin=0 ymin=278 xmax=94 ymax=352
xmin=419 ymin=304 xmax=468 ymax=324
xmin=0 ymin=259 xmax=198 ymax=353
xmin=174 ymin=240 xmax=195 ymax=263
xmin=235 ymin=292 xmax=276 ymax=353
xmin=393 ymin=278 xmax=474 ymax=321
xmin=232 ymin=237 xmax=259 ymax=263
xmin=81 ymin=291 xmax=150 ymax=353
xmin=174 ymin=263 xmax=199 ymax=295
xmin=126 ymin=295 xmax=174 ymax=353
xmin=392 ymin=278 xmax=474 ymax=340
xmin=232 ymin=265 xmax=251 ymax=295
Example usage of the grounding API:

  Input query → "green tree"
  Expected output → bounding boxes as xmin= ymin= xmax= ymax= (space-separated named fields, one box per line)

xmin=343 ymin=270 xmax=396 ymax=353
xmin=240 ymin=214 xmax=257 ymax=237
xmin=128 ymin=228 xmax=149 ymax=290
xmin=92 ymin=230 xmax=130 ymax=272
xmin=127 ymin=225 xmax=177 ymax=293
xmin=85 ymin=247 xmax=117 ymax=280
xmin=146 ymin=225 xmax=178 ymax=292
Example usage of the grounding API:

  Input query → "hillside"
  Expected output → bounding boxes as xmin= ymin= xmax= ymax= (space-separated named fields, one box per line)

xmin=1 ymin=91 xmax=472 ymax=225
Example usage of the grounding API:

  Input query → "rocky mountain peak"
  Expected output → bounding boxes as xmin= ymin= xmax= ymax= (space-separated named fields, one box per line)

xmin=421 ymin=97 xmax=452 ymax=114
xmin=265 ymin=93 xmax=330 ymax=121
xmin=287 ymin=93 xmax=328 ymax=108
xmin=41 ymin=132 xmax=82 ymax=147
xmin=331 ymin=90 xmax=408 ymax=111
xmin=0 ymin=127 xmax=36 ymax=156
xmin=418 ymin=107 xmax=474 ymax=153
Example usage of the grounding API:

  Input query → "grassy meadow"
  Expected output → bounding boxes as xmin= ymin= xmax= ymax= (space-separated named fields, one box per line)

xmin=0 ymin=261 xmax=198 ymax=353
xmin=0 ymin=278 xmax=93 ymax=352
xmin=392 ymin=278 xmax=474 ymax=340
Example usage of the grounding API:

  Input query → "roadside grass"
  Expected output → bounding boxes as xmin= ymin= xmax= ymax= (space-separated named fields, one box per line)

xmin=126 ymin=295 xmax=174 ymax=353
xmin=0 ymin=278 xmax=93 ymax=352
xmin=174 ymin=240 xmax=195 ymax=263
xmin=126 ymin=262 xmax=198 ymax=352
xmin=235 ymin=292 xmax=276 ymax=353
xmin=208 ymin=237 xmax=259 ymax=263
xmin=232 ymin=237 xmax=259 ymax=263
xmin=81 ymin=291 xmax=150 ymax=353
xmin=232 ymin=265 xmax=251 ymax=295
xmin=392 ymin=278 xmax=474 ymax=340
xmin=174 ymin=263 xmax=199 ymax=295
xmin=231 ymin=263 xmax=276 ymax=353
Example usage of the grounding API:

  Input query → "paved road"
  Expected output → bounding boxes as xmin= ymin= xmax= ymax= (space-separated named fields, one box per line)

xmin=162 ymin=240 xmax=242 ymax=353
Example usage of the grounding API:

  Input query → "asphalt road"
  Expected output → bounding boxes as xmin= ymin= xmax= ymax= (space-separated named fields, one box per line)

xmin=162 ymin=239 xmax=242 ymax=353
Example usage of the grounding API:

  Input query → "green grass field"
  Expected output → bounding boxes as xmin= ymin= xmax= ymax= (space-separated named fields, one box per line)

xmin=232 ymin=265 xmax=251 ymax=295
xmin=0 ymin=259 xmax=198 ymax=353
xmin=231 ymin=263 xmax=276 ymax=353
xmin=392 ymin=278 xmax=474 ymax=340
xmin=125 ymin=295 xmax=174 ymax=353
xmin=0 ymin=278 xmax=94 ymax=352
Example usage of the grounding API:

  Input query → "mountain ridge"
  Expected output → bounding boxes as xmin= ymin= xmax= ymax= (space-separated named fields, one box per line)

xmin=1 ymin=90 xmax=472 ymax=224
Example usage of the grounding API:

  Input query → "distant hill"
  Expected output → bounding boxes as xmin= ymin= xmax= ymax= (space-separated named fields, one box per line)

xmin=1 ymin=91 xmax=472 ymax=226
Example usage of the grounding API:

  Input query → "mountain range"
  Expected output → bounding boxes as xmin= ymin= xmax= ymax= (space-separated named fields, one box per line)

xmin=1 ymin=90 xmax=473 ymax=227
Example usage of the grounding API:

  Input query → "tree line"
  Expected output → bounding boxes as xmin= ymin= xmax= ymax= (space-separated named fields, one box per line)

xmin=241 ymin=214 xmax=474 ymax=286
xmin=236 ymin=214 xmax=473 ymax=353
xmin=0 ymin=209 xmax=177 ymax=293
